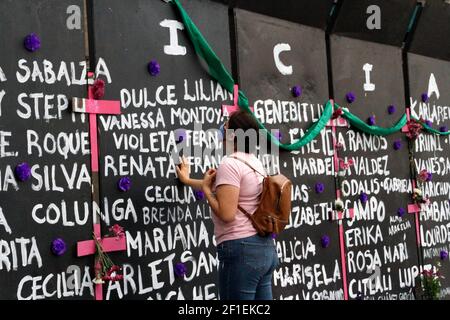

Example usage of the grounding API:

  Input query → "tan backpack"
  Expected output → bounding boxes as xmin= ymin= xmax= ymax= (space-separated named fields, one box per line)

xmin=230 ymin=156 xmax=292 ymax=237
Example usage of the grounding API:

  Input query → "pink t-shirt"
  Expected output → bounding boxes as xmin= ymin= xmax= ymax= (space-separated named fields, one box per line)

xmin=212 ymin=152 xmax=266 ymax=245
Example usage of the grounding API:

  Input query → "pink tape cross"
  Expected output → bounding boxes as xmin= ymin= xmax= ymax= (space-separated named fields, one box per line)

xmin=74 ymin=72 xmax=124 ymax=300
xmin=221 ymin=85 xmax=253 ymax=116
xmin=328 ymin=99 xmax=349 ymax=300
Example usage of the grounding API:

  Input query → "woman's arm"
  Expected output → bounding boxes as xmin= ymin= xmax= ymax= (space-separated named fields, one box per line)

xmin=175 ymin=156 xmax=203 ymax=189
xmin=202 ymin=169 xmax=239 ymax=223
xmin=182 ymin=178 xmax=204 ymax=190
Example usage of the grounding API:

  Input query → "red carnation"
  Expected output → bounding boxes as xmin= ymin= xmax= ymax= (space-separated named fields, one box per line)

xmin=405 ymin=119 xmax=423 ymax=140
xmin=93 ymin=79 xmax=106 ymax=99
xmin=109 ymin=224 xmax=125 ymax=238
xmin=102 ymin=265 xmax=123 ymax=282
xmin=332 ymin=108 xmax=343 ymax=120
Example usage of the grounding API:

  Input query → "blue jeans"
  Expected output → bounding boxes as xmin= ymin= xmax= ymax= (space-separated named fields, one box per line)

xmin=217 ymin=234 xmax=279 ymax=300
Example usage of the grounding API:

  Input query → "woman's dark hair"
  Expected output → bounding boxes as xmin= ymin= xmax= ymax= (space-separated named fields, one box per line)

xmin=227 ymin=110 xmax=260 ymax=153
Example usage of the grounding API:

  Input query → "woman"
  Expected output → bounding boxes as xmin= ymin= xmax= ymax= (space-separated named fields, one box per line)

xmin=176 ymin=110 xmax=279 ymax=300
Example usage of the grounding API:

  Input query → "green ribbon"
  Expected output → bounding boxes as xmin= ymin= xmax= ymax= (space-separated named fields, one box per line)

xmin=412 ymin=116 xmax=450 ymax=135
xmin=337 ymin=104 xmax=408 ymax=136
xmin=171 ymin=0 xmax=450 ymax=150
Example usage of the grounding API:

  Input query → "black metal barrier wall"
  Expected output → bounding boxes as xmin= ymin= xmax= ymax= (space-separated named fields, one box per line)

xmin=0 ymin=0 xmax=449 ymax=300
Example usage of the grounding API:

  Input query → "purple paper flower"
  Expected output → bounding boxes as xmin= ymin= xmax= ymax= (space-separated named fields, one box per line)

xmin=387 ymin=105 xmax=396 ymax=114
xmin=418 ymin=170 xmax=427 ymax=182
xmin=15 ymin=162 xmax=32 ymax=182
xmin=51 ymin=238 xmax=67 ymax=256
xmin=175 ymin=129 xmax=186 ymax=144
xmin=174 ymin=262 xmax=187 ymax=278
xmin=424 ymin=120 xmax=433 ymax=127
xmin=367 ymin=115 xmax=376 ymax=126
xmin=292 ymin=85 xmax=302 ymax=98
xmin=440 ymin=250 xmax=448 ymax=260
xmin=421 ymin=93 xmax=429 ymax=103
xmin=393 ymin=139 xmax=402 ymax=150
xmin=274 ymin=129 xmax=282 ymax=142
xmin=24 ymin=33 xmax=41 ymax=52
xmin=148 ymin=60 xmax=160 ymax=76
xmin=418 ymin=170 xmax=433 ymax=183
xmin=397 ymin=207 xmax=406 ymax=217
xmin=117 ymin=176 xmax=131 ymax=192
xmin=360 ymin=192 xmax=368 ymax=204
xmin=321 ymin=235 xmax=330 ymax=248
xmin=346 ymin=92 xmax=356 ymax=103
xmin=315 ymin=183 xmax=325 ymax=194
xmin=194 ymin=190 xmax=205 ymax=201
xmin=439 ymin=126 xmax=448 ymax=133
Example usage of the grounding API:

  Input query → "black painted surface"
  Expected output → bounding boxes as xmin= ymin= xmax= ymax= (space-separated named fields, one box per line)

xmin=409 ymin=0 xmax=450 ymax=62
xmin=0 ymin=0 xmax=449 ymax=301
xmin=233 ymin=0 xmax=335 ymax=30
xmin=332 ymin=0 xmax=416 ymax=47
xmin=407 ymin=53 xmax=450 ymax=299
xmin=0 ymin=0 xmax=92 ymax=300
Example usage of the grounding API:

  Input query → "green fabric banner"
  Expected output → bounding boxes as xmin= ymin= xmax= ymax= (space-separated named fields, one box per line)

xmin=337 ymin=104 xmax=408 ymax=136
xmin=411 ymin=116 xmax=450 ymax=136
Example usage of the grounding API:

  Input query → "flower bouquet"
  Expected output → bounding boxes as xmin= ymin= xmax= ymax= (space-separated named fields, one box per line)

xmin=92 ymin=224 xmax=125 ymax=284
xmin=418 ymin=263 xmax=444 ymax=300
xmin=412 ymin=188 xmax=430 ymax=206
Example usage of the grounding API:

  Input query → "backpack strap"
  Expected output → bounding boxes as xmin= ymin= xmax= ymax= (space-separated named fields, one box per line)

xmin=238 ymin=204 xmax=252 ymax=218
xmin=229 ymin=155 xmax=266 ymax=234
xmin=237 ymin=204 xmax=265 ymax=235
xmin=229 ymin=155 xmax=267 ymax=178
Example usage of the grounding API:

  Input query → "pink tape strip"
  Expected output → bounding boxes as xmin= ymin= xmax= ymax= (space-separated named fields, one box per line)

xmin=222 ymin=104 xmax=254 ymax=115
xmin=408 ymin=203 xmax=421 ymax=213
xmin=347 ymin=208 xmax=354 ymax=219
xmin=95 ymin=283 xmax=103 ymax=301
xmin=327 ymin=117 xmax=348 ymax=127
xmin=101 ymin=237 xmax=127 ymax=252
xmin=89 ymin=113 xmax=99 ymax=172
xmin=77 ymin=239 xmax=95 ymax=257
xmin=87 ymin=76 xmax=102 ymax=301
xmin=77 ymin=235 xmax=126 ymax=257
xmin=93 ymin=224 xmax=103 ymax=301
xmin=85 ymin=99 xmax=121 ymax=115
xmin=412 ymin=180 xmax=422 ymax=246
xmin=233 ymin=84 xmax=238 ymax=106
xmin=94 ymin=223 xmax=101 ymax=238
xmin=415 ymin=211 xmax=421 ymax=247
xmin=401 ymin=108 xmax=412 ymax=132
xmin=87 ymin=85 xmax=99 ymax=172
xmin=408 ymin=201 xmax=422 ymax=246
xmin=339 ymin=223 xmax=349 ymax=300
xmin=329 ymin=99 xmax=349 ymax=300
